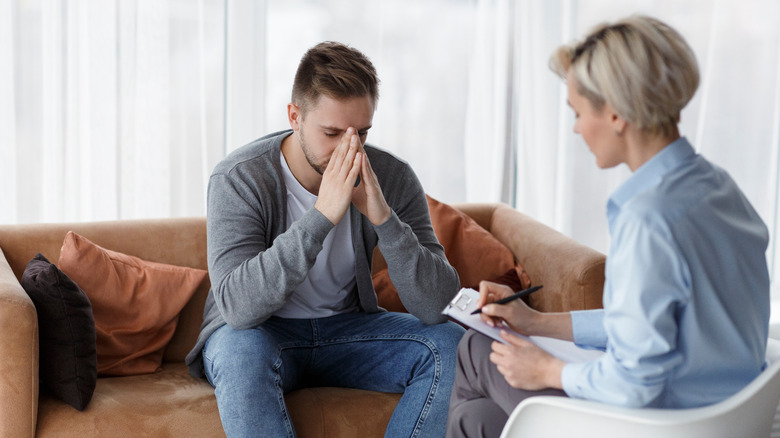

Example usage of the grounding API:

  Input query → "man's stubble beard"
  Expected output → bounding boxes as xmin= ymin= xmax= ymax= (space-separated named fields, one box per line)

xmin=299 ymin=128 xmax=327 ymax=176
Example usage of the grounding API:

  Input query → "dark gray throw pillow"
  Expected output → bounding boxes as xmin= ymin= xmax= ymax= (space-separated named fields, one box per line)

xmin=20 ymin=253 xmax=97 ymax=411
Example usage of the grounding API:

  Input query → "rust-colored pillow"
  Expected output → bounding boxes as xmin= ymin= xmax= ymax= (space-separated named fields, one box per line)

xmin=58 ymin=231 xmax=207 ymax=376
xmin=374 ymin=196 xmax=531 ymax=313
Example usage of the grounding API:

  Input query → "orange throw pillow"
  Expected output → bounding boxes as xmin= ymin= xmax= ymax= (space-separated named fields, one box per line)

xmin=374 ymin=196 xmax=531 ymax=313
xmin=58 ymin=231 xmax=207 ymax=376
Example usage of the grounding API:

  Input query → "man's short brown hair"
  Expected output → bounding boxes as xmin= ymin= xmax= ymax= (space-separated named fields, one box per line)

xmin=292 ymin=41 xmax=380 ymax=114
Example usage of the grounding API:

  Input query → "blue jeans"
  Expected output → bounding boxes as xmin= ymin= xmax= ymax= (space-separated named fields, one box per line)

xmin=202 ymin=311 xmax=465 ymax=438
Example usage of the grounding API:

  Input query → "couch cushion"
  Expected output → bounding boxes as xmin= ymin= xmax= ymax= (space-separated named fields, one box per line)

xmin=35 ymin=363 xmax=225 ymax=437
xmin=35 ymin=363 xmax=401 ymax=438
xmin=58 ymin=232 xmax=207 ymax=376
xmin=20 ymin=253 xmax=97 ymax=411
xmin=374 ymin=196 xmax=531 ymax=312
xmin=287 ymin=387 xmax=401 ymax=437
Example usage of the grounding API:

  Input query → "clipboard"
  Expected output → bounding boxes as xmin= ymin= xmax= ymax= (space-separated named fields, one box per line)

xmin=442 ymin=287 xmax=606 ymax=362
xmin=442 ymin=288 xmax=518 ymax=344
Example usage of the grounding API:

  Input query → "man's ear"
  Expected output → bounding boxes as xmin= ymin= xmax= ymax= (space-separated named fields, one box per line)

xmin=287 ymin=103 xmax=302 ymax=131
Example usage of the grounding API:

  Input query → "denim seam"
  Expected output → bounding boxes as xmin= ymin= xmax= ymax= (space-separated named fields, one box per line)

xmin=273 ymin=346 xmax=296 ymax=438
xmin=202 ymin=344 xmax=214 ymax=386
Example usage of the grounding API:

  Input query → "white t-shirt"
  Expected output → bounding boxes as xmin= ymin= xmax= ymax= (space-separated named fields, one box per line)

xmin=273 ymin=151 xmax=359 ymax=318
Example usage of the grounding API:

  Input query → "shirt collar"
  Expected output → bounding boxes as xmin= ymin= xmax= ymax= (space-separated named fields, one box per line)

xmin=607 ymin=136 xmax=696 ymax=218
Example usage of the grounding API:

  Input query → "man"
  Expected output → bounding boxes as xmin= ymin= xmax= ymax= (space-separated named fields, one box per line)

xmin=185 ymin=41 xmax=465 ymax=438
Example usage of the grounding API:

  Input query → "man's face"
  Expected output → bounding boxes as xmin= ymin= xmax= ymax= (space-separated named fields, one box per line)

xmin=297 ymin=95 xmax=375 ymax=175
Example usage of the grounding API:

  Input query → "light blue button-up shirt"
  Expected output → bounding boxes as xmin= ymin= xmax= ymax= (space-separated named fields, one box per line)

xmin=561 ymin=137 xmax=770 ymax=408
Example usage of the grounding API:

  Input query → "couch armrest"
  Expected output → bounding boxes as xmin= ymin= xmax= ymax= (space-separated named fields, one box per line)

xmin=454 ymin=203 xmax=605 ymax=313
xmin=0 ymin=247 xmax=38 ymax=437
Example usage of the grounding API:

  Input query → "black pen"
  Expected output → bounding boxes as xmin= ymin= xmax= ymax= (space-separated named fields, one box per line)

xmin=470 ymin=285 xmax=543 ymax=315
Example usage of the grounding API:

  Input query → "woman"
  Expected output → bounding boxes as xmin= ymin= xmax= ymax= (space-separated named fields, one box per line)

xmin=446 ymin=15 xmax=770 ymax=438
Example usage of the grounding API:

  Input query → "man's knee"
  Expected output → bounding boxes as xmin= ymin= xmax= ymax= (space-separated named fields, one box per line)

xmin=425 ymin=321 xmax=466 ymax=354
xmin=204 ymin=325 xmax=280 ymax=383
xmin=396 ymin=322 xmax=464 ymax=382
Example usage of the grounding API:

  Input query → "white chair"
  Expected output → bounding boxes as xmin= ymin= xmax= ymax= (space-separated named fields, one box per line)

xmin=499 ymin=338 xmax=780 ymax=438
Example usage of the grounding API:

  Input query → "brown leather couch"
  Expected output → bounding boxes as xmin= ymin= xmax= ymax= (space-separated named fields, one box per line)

xmin=0 ymin=203 xmax=605 ymax=437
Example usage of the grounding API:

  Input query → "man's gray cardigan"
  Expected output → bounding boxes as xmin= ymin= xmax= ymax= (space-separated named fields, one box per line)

xmin=185 ymin=130 xmax=460 ymax=377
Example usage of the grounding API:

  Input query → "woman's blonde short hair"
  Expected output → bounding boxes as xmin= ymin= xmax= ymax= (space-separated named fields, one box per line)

xmin=550 ymin=15 xmax=699 ymax=137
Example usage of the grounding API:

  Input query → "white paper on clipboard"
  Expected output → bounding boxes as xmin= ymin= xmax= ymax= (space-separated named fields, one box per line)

xmin=442 ymin=288 xmax=604 ymax=363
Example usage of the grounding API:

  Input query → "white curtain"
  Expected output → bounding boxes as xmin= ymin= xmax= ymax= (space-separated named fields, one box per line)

xmin=2 ymin=0 xmax=224 ymax=223
xmin=5 ymin=0 xmax=780 ymax=297
xmin=232 ymin=0 xmax=478 ymax=201
xmin=3 ymin=0 xmax=477 ymax=224
xmin=466 ymin=0 xmax=780 ymax=298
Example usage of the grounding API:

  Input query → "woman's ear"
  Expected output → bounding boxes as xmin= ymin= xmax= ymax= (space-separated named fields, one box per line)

xmin=610 ymin=110 xmax=627 ymax=136
xmin=287 ymin=103 xmax=302 ymax=131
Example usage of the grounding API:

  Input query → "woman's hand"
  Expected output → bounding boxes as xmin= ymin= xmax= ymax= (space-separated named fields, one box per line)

xmin=478 ymin=280 xmax=576 ymax=341
xmin=490 ymin=331 xmax=564 ymax=390
xmin=477 ymin=280 xmax=542 ymax=335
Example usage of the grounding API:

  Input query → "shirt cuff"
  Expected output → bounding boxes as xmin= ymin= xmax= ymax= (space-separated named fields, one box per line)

xmin=373 ymin=210 xmax=415 ymax=257
xmin=302 ymin=207 xmax=337 ymax=243
xmin=571 ymin=309 xmax=607 ymax=349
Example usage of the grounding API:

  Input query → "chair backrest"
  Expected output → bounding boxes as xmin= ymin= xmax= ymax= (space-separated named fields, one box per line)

xmin=703 ymin=349 xmax=780 ymax=438
xmin=500 ymin=338 xmax=780 ymax=438
xmin=719 ymin=338 xmax=780 ymax=438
